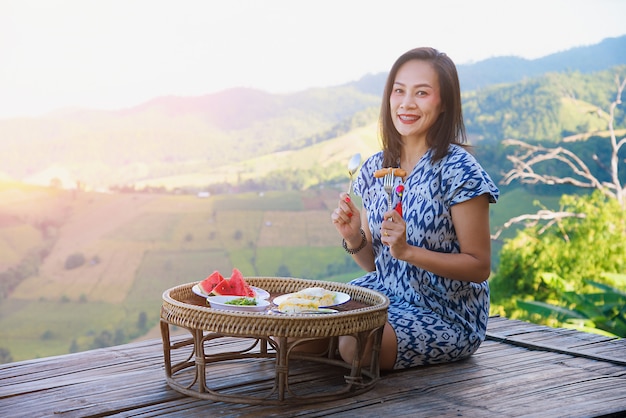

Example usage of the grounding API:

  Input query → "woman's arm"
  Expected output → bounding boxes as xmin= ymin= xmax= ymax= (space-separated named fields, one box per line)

xmin=332 ymin=193 xmax=376 ymax=272
xmin=348 ymin=209 xmax=376 ymax=272
xmin=383 ymin=194 xmax=492 ymax=283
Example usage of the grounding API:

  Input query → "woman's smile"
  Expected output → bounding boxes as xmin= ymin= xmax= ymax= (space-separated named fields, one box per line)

xmin=397 ymin=113 xmax=420 ymax=124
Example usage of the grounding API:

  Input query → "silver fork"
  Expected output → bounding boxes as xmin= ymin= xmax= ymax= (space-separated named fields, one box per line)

xmin=383 ymin=171 xmax=394 ymax=212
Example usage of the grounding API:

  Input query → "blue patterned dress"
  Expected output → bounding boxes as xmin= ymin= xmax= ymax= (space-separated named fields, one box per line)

xmin=352 ymin=145 xmax=499 ymax=369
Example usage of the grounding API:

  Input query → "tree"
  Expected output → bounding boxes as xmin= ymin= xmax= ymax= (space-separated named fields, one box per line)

xmin=490 ymin=191 xmax=626 ymax=335
xmin=138 ymin=311 xmax=148 ymax=331
xmin=499 ymin=74 xmax=625 ymax=211
xmin=0 ymin=347 xmax=13 ymax=364
xmin=492 ymin=192 xmax=626 ymax=300
xmin=493 ymin=72 xmax=626 ymax=241
xmin=276 ymin=264 xmax=291 ymax=277
xmin=65 ymin=253 xmax=86 ymax=270
xmin=491 ymin=72 xmax=626 ymax=335
xmin=91 ymin=330 xmax=114 ymax=349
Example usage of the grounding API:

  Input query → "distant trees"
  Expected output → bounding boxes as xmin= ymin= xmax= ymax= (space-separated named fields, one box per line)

xmin=464 ymin=67 xmax=626 ymax=143
xmin=79 ymin=312 xmax=152 ymax=353
xmin=137 ymin=311 xmax=148 ymax=331
xmin=64 ymin=253 xmax=86 ymax=270
xmin=276 ymin=264 xmax=291 ymax=277
xmin=0 ymin=250 xmax=43 ymax=299
xmin=91 ymin=330 xmax=115 ymax=349
xmin=0 ymin=347 xmax=13 ymax=364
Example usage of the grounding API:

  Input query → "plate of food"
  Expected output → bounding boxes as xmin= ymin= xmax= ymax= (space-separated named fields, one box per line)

xmin=207 ymin=296 xmax=270 ymax=312
xmin=192 ymin=284 xmax=270 ymax=300
xmin=273 ymin=287 xmax=350 ymax=314
xmin=193 ymin=268 xmax=270 ymax=299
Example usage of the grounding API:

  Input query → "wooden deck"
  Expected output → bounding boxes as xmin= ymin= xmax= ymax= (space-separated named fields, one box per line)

xmin=1 ymin=316 xmax=625 ymax=417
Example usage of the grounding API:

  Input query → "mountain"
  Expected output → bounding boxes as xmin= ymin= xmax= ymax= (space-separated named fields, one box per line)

xmin=0 ymin=87 xmax=380 ymax=189
xmin=0 ymin=35 xmax=625 ymax=191
xmin=347 ymin=35 xmax=626 ymax=94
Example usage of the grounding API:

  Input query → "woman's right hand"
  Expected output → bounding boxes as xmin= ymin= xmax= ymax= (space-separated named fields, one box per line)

xmin=331 ymin=193 xmax=361 ymax=242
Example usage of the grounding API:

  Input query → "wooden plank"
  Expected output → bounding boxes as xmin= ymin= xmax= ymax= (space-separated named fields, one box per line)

xmin=486 ymin=317 xmax=626 ymax=366
xmin=1 ymin=318 xmax=625 ymax=417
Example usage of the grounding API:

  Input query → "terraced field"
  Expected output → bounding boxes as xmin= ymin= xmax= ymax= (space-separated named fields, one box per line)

xmin=0 ymin=185 xmax=355 ymax=361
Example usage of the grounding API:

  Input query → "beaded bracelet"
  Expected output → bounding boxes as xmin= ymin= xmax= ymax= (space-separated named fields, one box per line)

xmin=342 ymin=228 xmax=367 ymax=255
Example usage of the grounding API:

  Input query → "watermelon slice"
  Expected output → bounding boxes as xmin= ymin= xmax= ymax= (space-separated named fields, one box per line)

xmin=210 ymin=268 xmax=255 ymax=297
xmin=228 ymin=268 xmax=255 ymax=297
xmin=199 ymin=270 xmax=224 ymax=294
xmin=211 ymin=278 xmax=233 ymax=295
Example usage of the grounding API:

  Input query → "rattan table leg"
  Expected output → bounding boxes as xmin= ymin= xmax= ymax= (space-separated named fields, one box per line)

xmin=160 ymin=319 xmax=172 ymax=377
xmin=194 ymin=328 xmax=207 ymax=393
xmin=275 ymin=336 xmax=289 ymax=401
xmin=369 ymin=326 xmax=383 ymax=380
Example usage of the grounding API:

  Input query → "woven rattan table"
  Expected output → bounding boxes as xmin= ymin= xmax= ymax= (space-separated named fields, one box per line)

xmin=160 ymin=277 xmax=389 ymax=405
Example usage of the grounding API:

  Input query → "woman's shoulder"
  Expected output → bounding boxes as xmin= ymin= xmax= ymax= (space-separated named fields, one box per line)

xmin=443 ymin=145 xmax=499 ymax=203
xmin=440 ymin=144 xmax=482 ymax=167
xmin=448 ymin=144 xmax=473 ymax=158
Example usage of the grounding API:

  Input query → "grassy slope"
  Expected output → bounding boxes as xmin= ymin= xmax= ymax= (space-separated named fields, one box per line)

xmin=135 ymin=121 xmax=381 ymax=189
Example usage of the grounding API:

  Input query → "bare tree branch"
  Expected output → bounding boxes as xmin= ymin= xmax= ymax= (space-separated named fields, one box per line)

xmin=607 ymin=74 xmax=626 ymax=206
xmin=498 ymin=72 xmax=626 ymax=229
xmin=502 ymin=140 xmax=609 ymax=193
xmin=491 ymin=210 xmax=586 ymax=240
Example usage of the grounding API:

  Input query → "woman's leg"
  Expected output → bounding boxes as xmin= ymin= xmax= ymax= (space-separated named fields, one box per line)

xmin=338 ymin=322 xmax=397 ymax=371
xmin=271 ymin=337 xmax=332 ymax=355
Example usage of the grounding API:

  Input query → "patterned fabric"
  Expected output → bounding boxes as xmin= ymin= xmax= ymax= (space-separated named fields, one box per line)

xmin=352 ymin=145 xmax=499 ymax=369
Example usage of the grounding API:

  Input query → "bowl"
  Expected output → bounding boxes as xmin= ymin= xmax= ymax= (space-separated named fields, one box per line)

xmin=207 ymin=296 xmax=270 ymax=312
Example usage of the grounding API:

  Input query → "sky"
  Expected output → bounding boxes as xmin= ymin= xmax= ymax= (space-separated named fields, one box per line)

xmin=1 ymin=0 xmax=625 ymax=119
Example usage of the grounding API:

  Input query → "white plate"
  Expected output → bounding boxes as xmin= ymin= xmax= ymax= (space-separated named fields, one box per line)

xmin=273 ymin=291 xmax=350 ymax=307
xmin=207 ymin=296 xmax=270 ymax=312
xmin=192 ymin=284 xmax=270 ymax=300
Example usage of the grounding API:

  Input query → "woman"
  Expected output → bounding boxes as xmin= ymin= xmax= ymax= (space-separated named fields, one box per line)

xmin=331 ymin=47 xmax=499 ymax=370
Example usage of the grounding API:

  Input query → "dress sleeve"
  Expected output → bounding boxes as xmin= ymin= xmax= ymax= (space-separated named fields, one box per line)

xmin=445 ymin=149 xmax=499 ymax=206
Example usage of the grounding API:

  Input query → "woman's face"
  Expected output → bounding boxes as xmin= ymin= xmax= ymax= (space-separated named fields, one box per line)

xmin=389 ymin=59 xmax=443 ymax=143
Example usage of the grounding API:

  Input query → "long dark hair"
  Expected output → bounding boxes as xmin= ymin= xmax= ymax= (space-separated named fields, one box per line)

xmin=380 ymin=47 xmax=467 ymax=167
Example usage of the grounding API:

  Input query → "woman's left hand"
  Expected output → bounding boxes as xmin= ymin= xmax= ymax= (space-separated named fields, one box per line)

xmin=380 ymin=210 xmax=409 ymax=258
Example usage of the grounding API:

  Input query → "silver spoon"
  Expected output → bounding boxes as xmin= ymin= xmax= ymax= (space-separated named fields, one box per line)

xmin=346 ymin=153 xmax=361 ymax=195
